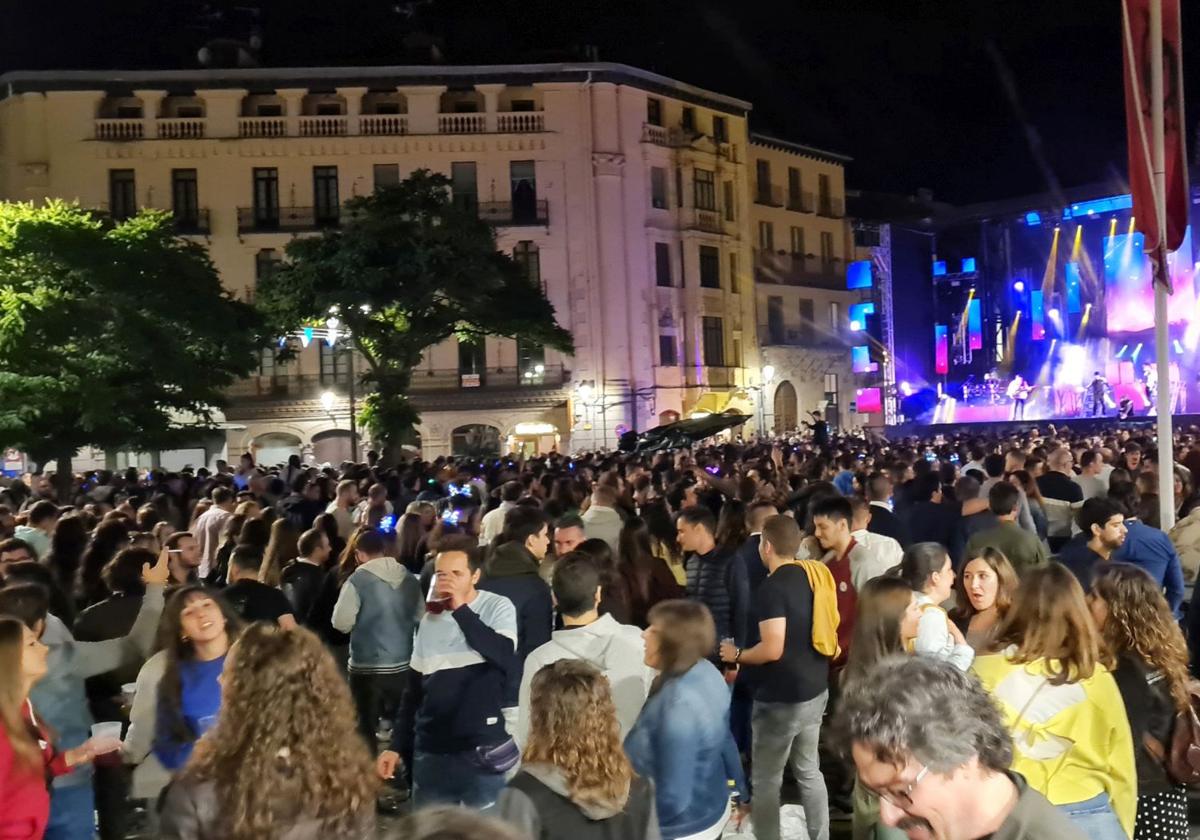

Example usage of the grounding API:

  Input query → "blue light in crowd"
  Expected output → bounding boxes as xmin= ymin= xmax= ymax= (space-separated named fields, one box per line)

xmin=961 ymin=257 xmax=976 ymax=273
xmin=933 ymin=260 xmax=947 ymax=277
xmin=1025 ymin=212 xmax=1042 ymax=226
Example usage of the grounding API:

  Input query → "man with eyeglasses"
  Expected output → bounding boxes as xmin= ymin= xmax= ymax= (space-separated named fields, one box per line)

xmin=836 ymin=656 xmax=1083 ymax=840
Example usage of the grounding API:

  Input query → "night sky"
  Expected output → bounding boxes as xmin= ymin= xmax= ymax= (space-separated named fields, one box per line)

xmin=4 ymin=0 xmax=1199 ymax=203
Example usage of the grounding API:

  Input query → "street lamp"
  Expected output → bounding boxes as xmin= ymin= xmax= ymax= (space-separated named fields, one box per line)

xmin=320 ymin=390 xmax=336 ymax=415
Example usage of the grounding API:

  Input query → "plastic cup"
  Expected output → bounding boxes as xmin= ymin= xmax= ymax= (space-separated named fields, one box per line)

xmin=90 ymin=721 xmax=123 ymax=767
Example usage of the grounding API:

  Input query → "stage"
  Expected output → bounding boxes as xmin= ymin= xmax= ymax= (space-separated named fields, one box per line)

xmin=886 ymin=412 xmax=1200 ymax=439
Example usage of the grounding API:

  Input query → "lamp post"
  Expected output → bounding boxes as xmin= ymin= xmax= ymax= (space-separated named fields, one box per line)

xmin=283 ymin=309 xmax=359 ymax=462
xmin=757 ymin=364 xmax=776 ymax=438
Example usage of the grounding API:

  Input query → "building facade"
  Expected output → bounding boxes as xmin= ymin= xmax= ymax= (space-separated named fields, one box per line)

xmin=747 ymin=134 xmax=869 ymax=433
xmin=0 ymin=63 xmax=766 ymax=462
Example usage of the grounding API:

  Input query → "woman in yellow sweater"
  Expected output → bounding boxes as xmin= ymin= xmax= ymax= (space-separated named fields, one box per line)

xmin=971 ymin=563 xmax=1136 ymax=840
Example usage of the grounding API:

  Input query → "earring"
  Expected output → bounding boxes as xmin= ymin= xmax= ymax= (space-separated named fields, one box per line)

xmin=181 ymin=635 xmax=190 ymax=643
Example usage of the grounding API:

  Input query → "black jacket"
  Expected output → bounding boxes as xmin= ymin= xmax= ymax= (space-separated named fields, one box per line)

xmin=867 ymin=503 xmax=911 ymax=548
xmin=906 ymin=501 xmax=960 ymax=551
xmin=280 ymin=562 xmax=327 ymax=627
xmin=479 ymin=541 xmax=553 ymax=703
xmin=685 ymin=546 xmax=750 ymax=647
xmin=497 ymin=768 xmax=658 ymax=840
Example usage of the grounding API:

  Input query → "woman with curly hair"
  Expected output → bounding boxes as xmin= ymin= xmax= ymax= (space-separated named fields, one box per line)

xmin=123 ymin=586 xmax=242 ymax=811
xmin=1089 ymin=563 xmax=1192 ymax=840
xmin=160 ymin=623 xmax=377 ymax=840
xmin=496 ymin=659 xmax=657 ymax=840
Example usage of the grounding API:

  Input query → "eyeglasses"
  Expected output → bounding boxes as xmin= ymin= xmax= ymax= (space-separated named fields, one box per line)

xmin=859 ymin=763 xmax=929 ymax=808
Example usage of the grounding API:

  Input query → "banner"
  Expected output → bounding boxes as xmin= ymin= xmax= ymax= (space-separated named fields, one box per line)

xmin=1122 ymin=0 xmax=1189 ymax=288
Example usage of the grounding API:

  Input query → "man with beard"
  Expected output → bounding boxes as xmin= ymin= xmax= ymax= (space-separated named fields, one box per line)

xmin=1058 ymin=498 xmax=1126 ymax=593
xmin=838 ymin=656 xmax=1083 ymax=839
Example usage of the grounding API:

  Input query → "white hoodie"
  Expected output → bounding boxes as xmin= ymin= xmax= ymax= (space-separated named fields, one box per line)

xmin=515 ymin=613 xmax=654 ymax=748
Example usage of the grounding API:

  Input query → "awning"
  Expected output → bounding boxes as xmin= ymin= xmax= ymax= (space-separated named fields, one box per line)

xmin=690 ymin=392 xmax=729 ymax=416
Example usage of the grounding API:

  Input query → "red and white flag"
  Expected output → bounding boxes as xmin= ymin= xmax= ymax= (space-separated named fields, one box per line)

xmin=1122 ymin=0 xmax=1189 ymax=290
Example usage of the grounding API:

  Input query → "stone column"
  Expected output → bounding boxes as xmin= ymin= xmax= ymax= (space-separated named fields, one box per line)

xmin=198 ymin=88 xmax=247 ymax=138
xmin=476 ymin=83 xmax=505 ymax=133
xmin=133 ymin=89 xmax=166 ymax=139
xmin=277 ymin=88 xmax=307 ymax=137
xmin=336 ymin=86 xmax=368 ymax=135
xmin=400 ymin=85 xmax=445 ymax=135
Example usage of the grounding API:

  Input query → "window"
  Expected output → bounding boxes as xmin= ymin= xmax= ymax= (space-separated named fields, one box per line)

xmin=655 ymin=242 xmax=673 ymax=287
xmin=659 ymin=334 xmax=678 ymax=366
xmin=681 ymin=107 xmax=695 ymax=132
xmin=699 ymin=245 xmax=720 ymax=289
xmin=767 ymin=296 xmax=784 ymax=344
xmin=702 ymin=317 xmax=725 ymax=367
xmin=732 ymin=337 xmax=743 ymax=368
xmin=373 ymin=164 xmax=399 ymax=190
xmin=254 ymin=249 xmax=278 ymax=284
xmin=177 ymin=105 xmax=203 ymax=118
xmin=510 ymin=99 xmax=536 ymax=112
xmin=454 ymin=101 xmax=479 ymax=113
xmin=755 ymin=160 xmax=771 ymax=200
xmin=729 ymin=252 xmax=740 ymax=294
xmin=820 ymin=231 xmax=835 ymax=264
xmin=824 ymin=372 xmax=839 ymax=402
xmin=723 ymin=181 xmax=735 ymax=222
xmin=513 ymin=241 xmax=541 ymax=288
xmin=788 ymin=167 xmax=802 ymax=208
xmin=510 ymin=160 xmax=537 ymax=224
xmin=252 ymin=168 xmax=279 ymax=227
xmin=758 ymin=220 xmax=775 ymax=252
xmin=712 ymin=115 xmax=728 ymax=143
xmin=258 ymin=348 xmax=277 ymax=378
xmin=693 ymin=169 xmax=716 ymax=211
xmin=374 ymin=101 xmax=402 ymax=115
xmin=818 ymin=173 xmax=832 ymax=213
xmin=650 ymin=167 xmax=668 ymax=209
xmin=315 ymin=102 xmax=342 ymax=116
xmin=517 ymin=338 xmax=545 ymax=384
xmin=319 ymin=342 xmax=349 ymax=384
xmin=313 ymin=166 xmax=340 ymax=225
xmin=170 ymin=169 xmax=199 ymax=227
xmin=451 ymin=162 xmax=478 ymax=213
xmin=256 ymin=103 xmax=283 ymax=117
xmin=116 ymin=104 xmax=143 ymax=118
xmin=830 ymin=301 xmax=841 ymax=330
xmin=108 ymin=169 xmax=136 ymax=221
xmin=679 ymin=242 xmax=687 ymax=286
xmin=798 ymin=299 xmax=815 ymax=344
xmin=458 ymin=338 xmax=486 ymax=386
xmin=675 ymin=167 xmax=683 ymax=208
xmin=790 ymin=226 xmax=805 ymax=257
xmin=647 ymin=97 xmax=663 ymax=126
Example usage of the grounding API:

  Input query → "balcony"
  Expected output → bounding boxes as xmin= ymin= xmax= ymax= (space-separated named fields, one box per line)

xmin=641 ymin=123 xmax=669 ymax=145
xmin=686 ymin=208 xmax=731 ymax=235
xmin=817 ymin=197 xmax=845 ymax=219
xmin=497 ymin=111 xmax=545 ymax=132
xmin=236 ymin=206 xmax=339 ymax=234
xmin=228 ymin=366 xmax=568 ymax=401
xmin=759 ymin=325 xmax=845 ymax=349
xmin=238 ymin=116 xmax=287 ymax=138
xmin=299 ymin=115 xmax=347 ymax=137
xmin=438 ymin=113 xmax=486 ymax=134
xmin=476 ymin=200 xmax=549 ymax=227
xmin=360 ymin=114 xmax=409 ymax=135
xmin=754 ymin=184 xmax=784 ymax=207
xmin=172 ymin=209 xmax=211 ymax=235
xmin=682 ymin=366 xmax=747 ymax=389
xmin=157 ymin=118 xmax=206 ymax=140
xmin=754 ymin=250 xmax=845 ymax=290
xmin=226 ymin=372 xmax=350 ymax=400
xmin=787 ymin=190 xmax=815 ymax=213
xmin=95 ymin=119 xmax=143 ymax=141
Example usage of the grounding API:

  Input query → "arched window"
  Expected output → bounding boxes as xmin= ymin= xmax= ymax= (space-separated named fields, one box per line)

xmin=451 ymin=424 xmax=501 ymax=457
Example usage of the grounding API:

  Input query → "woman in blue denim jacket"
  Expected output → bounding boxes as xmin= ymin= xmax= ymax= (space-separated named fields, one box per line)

xmin=624 ymin=600 xmax=747 ymax=840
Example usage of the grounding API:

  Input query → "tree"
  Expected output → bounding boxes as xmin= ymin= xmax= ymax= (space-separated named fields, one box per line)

xmin=256 ymin=169 xmax=574 ymax=456
xmin=0 ymin=201 xmax=264 ymax=495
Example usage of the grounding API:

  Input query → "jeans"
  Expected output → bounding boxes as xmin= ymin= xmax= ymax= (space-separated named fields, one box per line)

xmin=349 ymin=670 xmax=408 ymax=751
xmin=45 ymin=783 xmax=95 ymax=840
xmin=1056 ymin=793 xmax=1125 ymax=840
xmin=751 ymin=692 xmax=829 ymax=840
xmin=412 ymin=748 xmax=507 ymax=809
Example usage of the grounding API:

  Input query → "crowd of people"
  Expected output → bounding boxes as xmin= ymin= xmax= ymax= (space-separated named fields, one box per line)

xmin=0 ymin=422 xmax=1198 ymax=840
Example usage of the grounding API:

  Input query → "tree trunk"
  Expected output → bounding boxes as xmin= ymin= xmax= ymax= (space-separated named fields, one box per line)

xmin=52 ymin=447 xmax=74 ymax=505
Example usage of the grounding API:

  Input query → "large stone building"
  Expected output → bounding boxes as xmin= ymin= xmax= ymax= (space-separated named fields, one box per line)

xmin=0 ymin=62 xmax=860 ymax=464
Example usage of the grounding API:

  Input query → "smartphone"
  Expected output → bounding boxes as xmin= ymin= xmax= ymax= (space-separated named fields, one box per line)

xmin=377 ymin=514 xmax=397 ymax=535
xmin=441 ymin=508 xmax=461 ymax=526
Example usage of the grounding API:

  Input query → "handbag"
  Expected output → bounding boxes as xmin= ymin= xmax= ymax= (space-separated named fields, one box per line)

xmin=473 ymin=737 xmax=520 ymax=774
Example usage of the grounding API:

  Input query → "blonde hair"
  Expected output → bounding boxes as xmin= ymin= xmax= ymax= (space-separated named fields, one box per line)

xmin=1092 ymin=563 xmax=1192 ymax=713
xmin=991 ymin=563 xmax=1108 ymax=685
xmin=523 ymin=660 xmax=634 ymax=810
xmin=181 ymin=624 xmax=378 ymax=840
xmin=0 ymin=618 xmax=40 ymax=774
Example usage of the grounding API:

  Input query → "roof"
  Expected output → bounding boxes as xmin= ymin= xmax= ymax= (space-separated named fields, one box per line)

xmin=749 ymin=132 xmax=852 ymax=165
xmin=0 ymin=62 xmax=754 ymax=115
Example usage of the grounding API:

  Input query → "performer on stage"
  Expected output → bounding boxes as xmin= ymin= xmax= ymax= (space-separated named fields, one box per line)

xmin=1007 ymin=374 xmax=1031 ymax=421
xmin=1088 ymin=371 xmax=1108 ymax=417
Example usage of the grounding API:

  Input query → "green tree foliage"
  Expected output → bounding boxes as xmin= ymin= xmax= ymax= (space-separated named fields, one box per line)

xmin=0 ymin=201 xmax=263 ymax=488
xmin=256 ymin=169 xmax=573 ymax=451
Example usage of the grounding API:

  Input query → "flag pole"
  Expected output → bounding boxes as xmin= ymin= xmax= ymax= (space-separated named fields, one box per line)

xmin=1150 ymin=0 xmax=1176 ymax=529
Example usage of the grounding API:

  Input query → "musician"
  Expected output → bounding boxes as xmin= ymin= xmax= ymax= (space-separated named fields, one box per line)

xmin=1088 ymin=371 xmax=1108 ymax=417
xmin=1007 ymin=374 xmax=1031 ymax=420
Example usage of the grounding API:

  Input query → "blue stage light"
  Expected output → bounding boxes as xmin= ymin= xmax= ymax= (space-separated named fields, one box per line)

xmin=932 ymin=260 xmax=947 ymax=277
xmin=1013 ymin=280 xmax=1025 ymax=293
xmin=1025 ymin=212 xmax=1041 ymax=226
xmin=962 ymin=257 xmax=977 ymax=273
